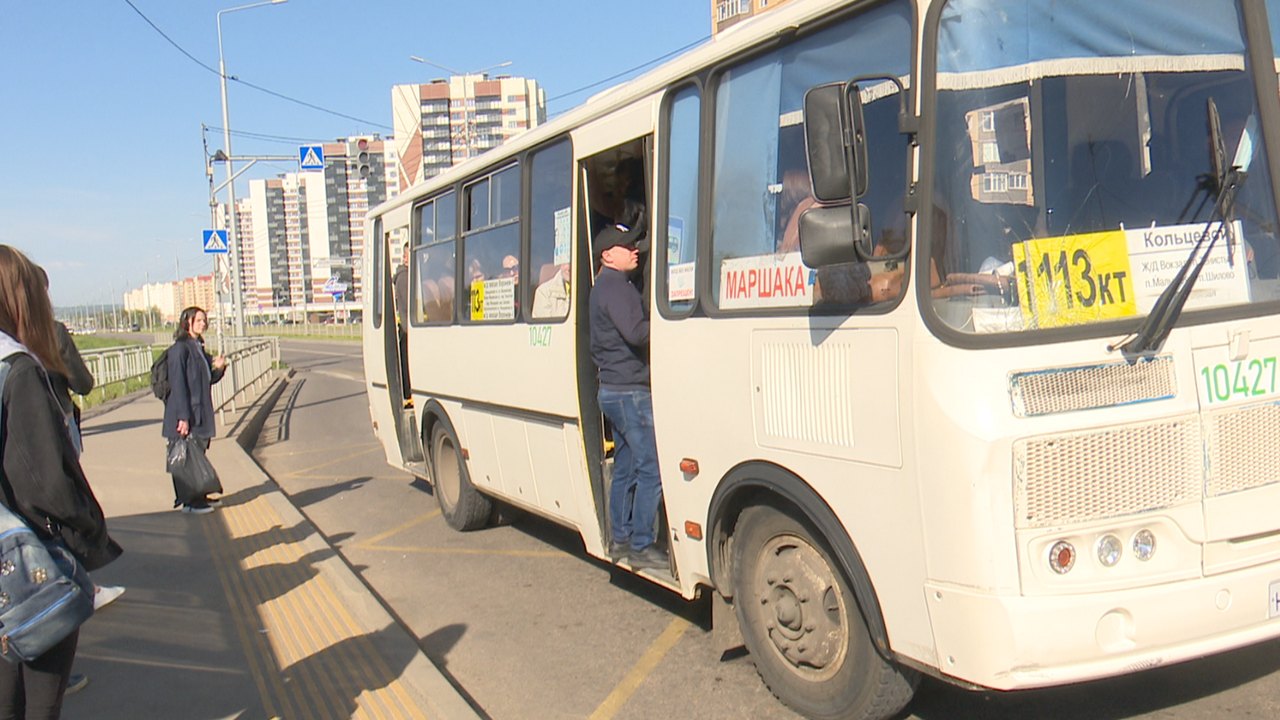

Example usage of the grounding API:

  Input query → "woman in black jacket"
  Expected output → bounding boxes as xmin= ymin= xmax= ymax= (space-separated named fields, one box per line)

xmin=161 ymin=306 xmax=226 ymax=513
xmin=0 ymin=244 xmax=121 ymax=719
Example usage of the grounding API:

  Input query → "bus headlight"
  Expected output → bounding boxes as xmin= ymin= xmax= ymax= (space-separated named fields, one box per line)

xmin=1049 ymin=541 xmax=1075 ymax=574
xmin=1132 ymin=529 xmax=1157 ymax=561
xmin=1096 ymin=534 xmax=1122 ymax=567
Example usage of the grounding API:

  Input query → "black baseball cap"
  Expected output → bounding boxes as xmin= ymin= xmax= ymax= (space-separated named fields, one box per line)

xmin=593 ymin=223 xmax=648 ymax=258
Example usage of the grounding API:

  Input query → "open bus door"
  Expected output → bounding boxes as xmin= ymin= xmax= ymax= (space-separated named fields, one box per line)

xmin=362 ymin=212 xmax=424 ymax=473
xmin=572 ymin=117 xmax=665 ymax=574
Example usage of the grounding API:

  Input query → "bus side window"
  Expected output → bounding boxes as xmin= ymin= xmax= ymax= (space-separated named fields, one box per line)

xmin=660 ymin=85 xmax=701 ymax=315
xmin=416 ymin=191 xmax=458 ymax=325
xmin=529 ymin=139 xmax=573 ymax=321
xmin=463 ymin=166 xmax=521 ymax=323
xmin=709 ymin=1 xmax=912 ymax=312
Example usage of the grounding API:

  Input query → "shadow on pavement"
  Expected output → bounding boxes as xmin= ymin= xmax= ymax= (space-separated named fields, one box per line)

xmin=81 ymin=417 xmax=162 ymax=436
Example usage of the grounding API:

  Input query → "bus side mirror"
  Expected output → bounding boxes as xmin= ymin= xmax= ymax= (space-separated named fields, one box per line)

xmin=799 ymin=203 xmax=871 ymax=268
xmin=804 ymin=83 xmax=868 ymax=202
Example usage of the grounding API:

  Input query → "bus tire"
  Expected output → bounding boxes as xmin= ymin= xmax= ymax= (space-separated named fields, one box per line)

xmin=430 ymin=424 xmax=491 ymax=531
xmin=732 ymin=505 xmax=917 ymax=720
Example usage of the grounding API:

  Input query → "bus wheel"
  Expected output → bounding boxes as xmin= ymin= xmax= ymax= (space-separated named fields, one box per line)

xmin=430 ymin=424 xmax=491 ymax=531
xmin=732 ymin=505 xmax=917 ymax=720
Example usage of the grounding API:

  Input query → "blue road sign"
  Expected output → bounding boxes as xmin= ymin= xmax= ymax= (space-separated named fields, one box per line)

xmin=299 ymin=145 xmax=325 ymax=170
xmin=202 ymin=229 xmax=229 ymax=254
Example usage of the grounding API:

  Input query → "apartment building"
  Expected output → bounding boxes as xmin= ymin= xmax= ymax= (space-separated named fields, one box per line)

xmin=243 ymin=135 xmax=393 ymax=316
xmin=712 ymin=0 xmax=798 ymax=34
xmin=391 ymin=73 xmax=546 ymax=191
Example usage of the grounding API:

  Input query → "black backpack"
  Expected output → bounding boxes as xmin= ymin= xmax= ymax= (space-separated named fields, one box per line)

xmin=150 ymin=347 xmax=170 ymax=400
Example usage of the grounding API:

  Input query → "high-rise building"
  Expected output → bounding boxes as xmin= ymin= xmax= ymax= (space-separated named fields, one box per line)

xmin=711 ymin=0 xmax=798 ymax=34
xmin=243 ymin=135 xmax=394 ymax=317
xmin=392 ymin=73 xmax=546 ymax=191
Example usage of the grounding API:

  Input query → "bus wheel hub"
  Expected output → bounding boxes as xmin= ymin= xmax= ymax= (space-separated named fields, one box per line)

xmin=759 ymin=534 xmax=846 ymax=673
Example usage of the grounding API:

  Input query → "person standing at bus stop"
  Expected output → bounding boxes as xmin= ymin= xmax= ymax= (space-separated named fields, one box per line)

xmin=589 ymin=223 xmax=667 ymax=571
xmin=163 ymin=306 xmax=227 ymax=514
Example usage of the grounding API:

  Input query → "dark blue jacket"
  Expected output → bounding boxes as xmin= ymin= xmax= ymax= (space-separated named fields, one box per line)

xmin=162 ymin=338 xmax=225 ymax=440
xmin=589 ymin=268 xmax=650 ymax=389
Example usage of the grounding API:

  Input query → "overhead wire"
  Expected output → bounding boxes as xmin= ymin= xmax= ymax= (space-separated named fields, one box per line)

xmin=121 ymin=0 xmax=389 ymax=130
xmin=547 ymin=35 xmax=710 ymax=105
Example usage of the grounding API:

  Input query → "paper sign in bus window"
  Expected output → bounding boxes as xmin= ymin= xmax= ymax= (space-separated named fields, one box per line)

xmin=719 ymin=252 xmax=814 ymax=309
xmin=553 ymin=207 xmax=571 ymax=266
xmin=1127 ymin=220 xmax=1248 ymax=314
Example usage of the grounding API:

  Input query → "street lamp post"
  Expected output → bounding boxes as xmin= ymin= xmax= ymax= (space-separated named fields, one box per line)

xmin=218 ymin=0 xmax=287 ymax=338
xmin=409 ymin=56 xmax=511 ymax=161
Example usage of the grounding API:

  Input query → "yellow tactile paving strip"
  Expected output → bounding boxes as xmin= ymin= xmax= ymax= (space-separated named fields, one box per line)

xmin=206 ymin=489 xmax=431 ymax=720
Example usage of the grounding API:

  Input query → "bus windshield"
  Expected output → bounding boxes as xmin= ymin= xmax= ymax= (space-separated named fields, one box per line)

xmin=929 ymin=0 xmax=1280 ymax=336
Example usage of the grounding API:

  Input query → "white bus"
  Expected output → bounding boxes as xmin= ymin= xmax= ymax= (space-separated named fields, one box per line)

xmin=362 ymin=1 xmax=1280 ymax=717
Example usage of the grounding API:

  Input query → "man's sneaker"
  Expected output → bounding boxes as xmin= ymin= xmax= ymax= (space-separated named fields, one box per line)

xmin=93 ymin=584 xmax=125 ymax=610
xmin=607 ymin=539 xmax=629 ymax=562
xmin=628 ymin=545 xmax=669 ymax=571
xmin=204 ymin=495 xmax=223 ymax=508
xmin=66 ymin=673 xmax=88 ymax=695
xmin=181 ymin=503 xmax=215 ymax=515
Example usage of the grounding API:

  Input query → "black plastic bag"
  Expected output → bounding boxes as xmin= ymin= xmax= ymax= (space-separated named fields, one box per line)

xmin=166 ymin=437 xmax=222 ymax=504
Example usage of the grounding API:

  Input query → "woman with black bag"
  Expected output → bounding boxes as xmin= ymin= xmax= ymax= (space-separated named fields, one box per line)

xmin=162 ymin=306 xmax=227 ymax=514
xmin=0 ymin=245 xmax=122 ymax=719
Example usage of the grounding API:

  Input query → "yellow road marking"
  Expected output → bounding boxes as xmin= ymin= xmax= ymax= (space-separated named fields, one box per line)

xmin=589 ymin=617 xmax=691 ymax=720
xmin=206 ymin=499 xmax=294 ymax=719
xmin=353 ymin=509 xmax=441 ymax=550
xmin=359 ymin=544 xmax=569 ymax=559
xmin=230 ymin=490 xmax=427 ymax=719
xmin=280 ymin=445 xmax=384 ymax=477
xmin=70 ymin=652 xmax=247 ymax=675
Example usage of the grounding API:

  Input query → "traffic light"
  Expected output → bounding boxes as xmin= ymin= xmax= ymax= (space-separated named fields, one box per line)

xmin=354 ymin=138 xmax=372 ymax=179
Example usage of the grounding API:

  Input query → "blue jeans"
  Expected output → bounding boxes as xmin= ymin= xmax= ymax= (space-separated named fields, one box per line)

xmin=599 ymin=387 xmax=663 ymax=551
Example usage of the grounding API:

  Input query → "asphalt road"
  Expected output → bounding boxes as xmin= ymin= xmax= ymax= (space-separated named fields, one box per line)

xmin=251 ymin=339 xmax=1280 ymax=720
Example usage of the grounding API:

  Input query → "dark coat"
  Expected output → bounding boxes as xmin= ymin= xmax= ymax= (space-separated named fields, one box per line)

xmin=0 ymin=352 xmax=121 ymax=571
xmin=48 ymin=322 xmax=94 ymax=420
xmin=161 ymin=338 xmax=225 ymax=440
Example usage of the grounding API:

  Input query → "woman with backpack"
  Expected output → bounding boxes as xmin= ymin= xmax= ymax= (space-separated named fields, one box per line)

xmin=0 ymin=244 xmax=121 ymax=719
xmin=162 ymin=306 xmax=227 ymax=514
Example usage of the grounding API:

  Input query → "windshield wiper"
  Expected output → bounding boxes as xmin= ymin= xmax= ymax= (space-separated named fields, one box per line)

xmin=1110 ymin=100 xmax=1250 ymax=357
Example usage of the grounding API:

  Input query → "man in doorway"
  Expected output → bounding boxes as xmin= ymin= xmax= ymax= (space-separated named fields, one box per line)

xmin=392 ymin=242 xmax=412 ymax=405
xmin=589 ymin=223 xmax=666 ymax=571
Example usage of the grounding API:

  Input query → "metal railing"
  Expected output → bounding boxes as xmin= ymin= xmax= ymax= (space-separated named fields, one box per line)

xmin=80 ymin=346 xmax=155 ymax=397
xmin=78 ymin=337 xmax=280 ymax=423
xmin=210 ymin=337 xmax=280 ymax=424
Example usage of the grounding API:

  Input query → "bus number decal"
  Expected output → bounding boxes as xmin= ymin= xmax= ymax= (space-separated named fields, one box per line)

xmin=529 ymin=326 xmax=551 ymax=347
xmin=1013 ymin=230 xmax=1136 ymax=329
xmin=1199 ymin=357 xmax=1278 ymax=404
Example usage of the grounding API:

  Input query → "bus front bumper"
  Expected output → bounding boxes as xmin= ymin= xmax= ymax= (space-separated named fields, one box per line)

xmin=923 ymin=564 xmax=1280 ymax=690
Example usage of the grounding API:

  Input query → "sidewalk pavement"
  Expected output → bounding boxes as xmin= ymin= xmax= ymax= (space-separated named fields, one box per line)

xmin=65 ymin=379 xmax=480 ymax=720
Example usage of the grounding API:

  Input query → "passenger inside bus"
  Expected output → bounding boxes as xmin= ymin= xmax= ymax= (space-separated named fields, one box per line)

xmin=532 ymin=262 xmax=570 ymax=318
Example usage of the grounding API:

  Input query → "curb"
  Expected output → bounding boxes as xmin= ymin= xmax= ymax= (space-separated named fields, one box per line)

xmin=218 ymin=370 xmax=483 ymax=720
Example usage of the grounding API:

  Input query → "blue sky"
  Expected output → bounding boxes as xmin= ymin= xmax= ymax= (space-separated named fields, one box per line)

xmin=0 ymin=1 xmax=710 ymax=307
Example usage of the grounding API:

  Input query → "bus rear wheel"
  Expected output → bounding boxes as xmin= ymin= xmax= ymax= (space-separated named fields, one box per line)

xmin=430 ymin=424 xmax=491 ymax=531
xmin=732 ymin=505 xmax=917 ymax=720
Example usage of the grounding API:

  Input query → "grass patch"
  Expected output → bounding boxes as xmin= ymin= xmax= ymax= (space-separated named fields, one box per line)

xmin=72 ymin=336 xmax=135 ymax=352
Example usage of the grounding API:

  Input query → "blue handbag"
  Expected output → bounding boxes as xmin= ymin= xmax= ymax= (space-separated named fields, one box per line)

xmin=0 ymin=355 xmax=95 ymax=663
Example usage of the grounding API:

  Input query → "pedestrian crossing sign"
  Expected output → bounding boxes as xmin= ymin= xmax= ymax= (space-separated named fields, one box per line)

xmin=202 ymin=229 xmax=229 ymax=254
xmin=299 ymin=144 xmax=325 ymax=170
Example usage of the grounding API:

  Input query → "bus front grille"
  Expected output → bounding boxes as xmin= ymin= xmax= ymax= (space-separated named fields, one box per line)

xmin=1009 ymin=356 xmax=1176 ymax=418
xmin=1013 ymin=416 xmax=1202 ymax=528
xmin=1204 ymin=400 xmax=1280 ymax=498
